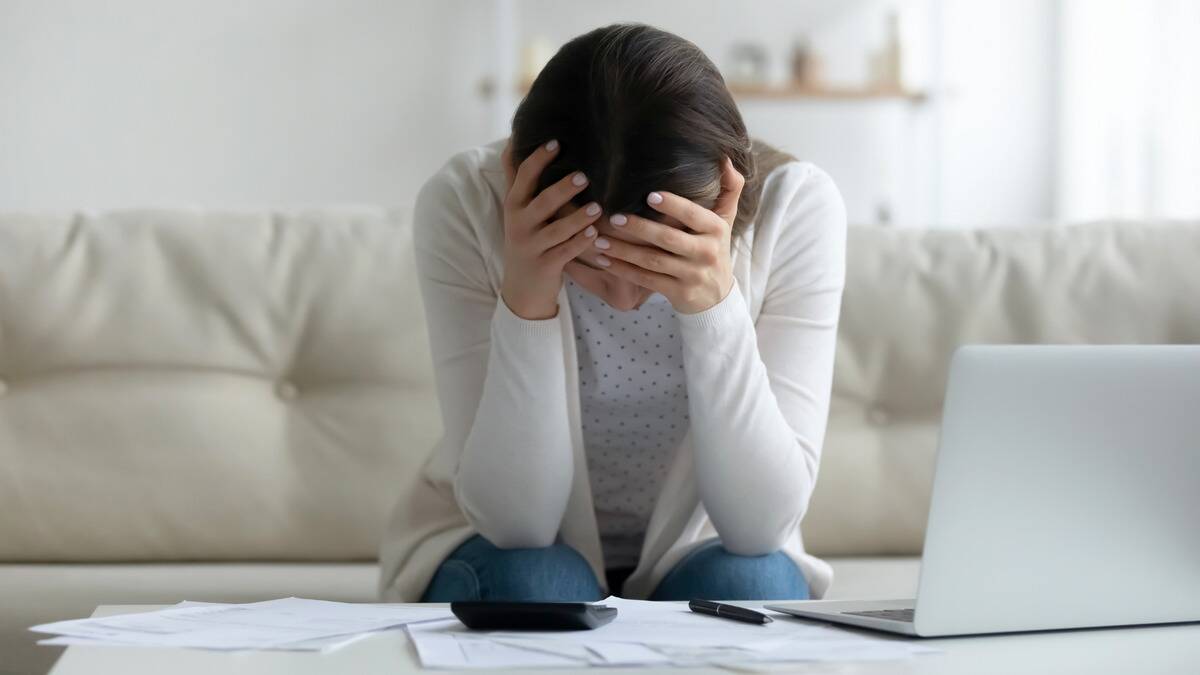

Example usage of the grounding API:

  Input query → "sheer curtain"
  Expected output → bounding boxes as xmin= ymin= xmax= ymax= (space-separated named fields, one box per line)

xmin=1056 ymin=0 xmax=1200 ymax=221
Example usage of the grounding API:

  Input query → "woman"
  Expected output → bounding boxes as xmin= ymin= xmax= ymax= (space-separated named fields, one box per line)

xmin=379 ymin=24 xmax=846 ymax=602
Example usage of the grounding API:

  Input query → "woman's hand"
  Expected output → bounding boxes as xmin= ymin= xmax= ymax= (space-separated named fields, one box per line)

xmin=500 ymin=140 xmax=602 ymax=320
xmin=591 ymin=156 xmax=744 ymax=314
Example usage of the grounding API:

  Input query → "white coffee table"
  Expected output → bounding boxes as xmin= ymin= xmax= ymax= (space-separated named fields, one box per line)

xmin=48 ymin=604 xmax=1200 ymax=674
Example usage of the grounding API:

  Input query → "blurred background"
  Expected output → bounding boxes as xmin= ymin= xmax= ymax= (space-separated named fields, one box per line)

xmin=2 ymin=0 xmax=1198 ymax=227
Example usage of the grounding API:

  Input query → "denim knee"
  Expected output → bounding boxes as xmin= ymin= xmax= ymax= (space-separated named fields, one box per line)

xmin=422 ymin=535 xmax=603 ymax=602
xmin=650 ymin=540 xmax=810 ymax=601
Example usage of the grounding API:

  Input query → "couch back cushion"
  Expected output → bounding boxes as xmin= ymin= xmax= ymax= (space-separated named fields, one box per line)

xmin=2 ymin=213 xmax=1198 ymax=561
xmin=0 ymin=209 xmax=438 ymax=561
xmin=802 ymin=221 xmax=1200 ymax=555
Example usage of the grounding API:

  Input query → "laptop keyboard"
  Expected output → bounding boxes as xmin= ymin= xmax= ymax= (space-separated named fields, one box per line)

xmin=843 ymin=608 xmax=915 ymax=622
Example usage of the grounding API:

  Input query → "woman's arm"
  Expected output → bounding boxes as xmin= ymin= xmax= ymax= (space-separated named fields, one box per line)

xmin=678 ymin=166 xmax=846 ymax=554
xmin=594 ymin=162 xmax=846 ymax=554
xmin=413 ymin=146 xmax=600 ymax=549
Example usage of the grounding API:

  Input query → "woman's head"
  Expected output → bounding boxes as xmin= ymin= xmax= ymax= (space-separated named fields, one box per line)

xmin=510 ymin=24 xmax=762 ymax=236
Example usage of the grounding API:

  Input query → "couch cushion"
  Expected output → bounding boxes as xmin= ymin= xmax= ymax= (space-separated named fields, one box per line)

xmin=3 ymin=212 xmax=1197 ymax=566
xmin=803 ymin=221 xmax=1200 ymax=555
xmin=0 ymin=209 xmax=439 ymax=562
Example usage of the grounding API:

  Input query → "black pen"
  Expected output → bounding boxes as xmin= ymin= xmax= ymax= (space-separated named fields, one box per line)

xmin=688 ymin=599 xmax=774 ymax=625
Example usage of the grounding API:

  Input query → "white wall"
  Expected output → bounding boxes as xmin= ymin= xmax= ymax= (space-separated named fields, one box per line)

xmin=936 ymin=0 xmax=1058 ymax=227
xmin=0 ymin=0 xmax=1060 ymax=227
xmin=0 ymin=0 xmax=497 ymax=210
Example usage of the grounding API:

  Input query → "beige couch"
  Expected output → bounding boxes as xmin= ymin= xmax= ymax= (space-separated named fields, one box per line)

xmin=1 ymin=209 xmax=1196 ymax=675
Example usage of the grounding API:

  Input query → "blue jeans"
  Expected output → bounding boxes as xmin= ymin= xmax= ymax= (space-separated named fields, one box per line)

xmin=421 ymin=535 xmax=810 ymax=602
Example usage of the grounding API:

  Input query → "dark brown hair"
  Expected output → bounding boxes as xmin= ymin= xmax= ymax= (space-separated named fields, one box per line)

xmin=510 ymin=24 xmax=793 ymax=240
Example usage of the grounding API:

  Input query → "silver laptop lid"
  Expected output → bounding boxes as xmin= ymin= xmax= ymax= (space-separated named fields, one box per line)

xmin=914 ymin=345 xmax=1200 ymax=636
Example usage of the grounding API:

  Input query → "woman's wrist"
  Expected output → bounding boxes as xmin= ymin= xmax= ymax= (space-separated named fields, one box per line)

xmin=495 ymin=294 xmax=562 ymax=339
xmin=501 ymin=290 xmax=558 ymax=321
xmin=676 ymin=279 xmax=745 ymax=332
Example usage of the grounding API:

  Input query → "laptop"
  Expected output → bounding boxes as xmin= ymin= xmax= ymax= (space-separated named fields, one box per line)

xmin=766 ymin=345 xmax=1200 ymax=637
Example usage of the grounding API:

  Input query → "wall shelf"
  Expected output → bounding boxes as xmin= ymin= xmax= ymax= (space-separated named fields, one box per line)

xmin=727 ymin=82 xmax=928 ymax=102
xmin=514 ymin=78 xmax=927 ymax=103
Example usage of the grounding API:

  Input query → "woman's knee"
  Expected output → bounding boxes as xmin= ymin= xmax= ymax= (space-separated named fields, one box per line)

xmin=650 ymin=540 xmax=809 ymax=601
xmin=482 ymin=542 xmax=601 ymax=599
xmin=423 ymin=535 xmax=602 ymax=602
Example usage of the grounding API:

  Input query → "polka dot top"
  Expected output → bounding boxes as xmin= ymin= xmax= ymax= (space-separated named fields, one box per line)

xmin=566 ymin=279 xmax=690 ymax=570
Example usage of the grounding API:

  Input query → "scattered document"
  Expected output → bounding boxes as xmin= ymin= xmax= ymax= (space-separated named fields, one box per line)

xmin=36 ymin=630 xmax=376 ymax=653
xmin=407 ymin=596 xmax=934 ymax=669
xmin=31 ymin=597 xmax=453 ymax=652
xmin=33 ymin=595 xmax=936 ymax=667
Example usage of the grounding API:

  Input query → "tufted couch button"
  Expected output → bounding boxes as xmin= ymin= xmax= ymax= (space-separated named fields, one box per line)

xmin=276 ymin=380 xmax=299 ymax=401
xmin=867 ymin=405 xmax=890 ymax=425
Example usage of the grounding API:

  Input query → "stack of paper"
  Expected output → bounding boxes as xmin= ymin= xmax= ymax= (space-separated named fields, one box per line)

xmin=408 ymin=597 xmax=936 ymax=669
xmin=31 ymin=597 xmax=454 ymax=652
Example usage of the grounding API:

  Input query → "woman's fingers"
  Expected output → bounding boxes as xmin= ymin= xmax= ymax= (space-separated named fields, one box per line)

xmin=645 ymin=190 xmax=724 ymax=234
xmin=526 ymin=171 xmax=589 ymax=226
xmin=534 ymin=202 xmax=601 ymax=251
xmin=569 ymin=249 xmax=613 ymax=272
xmin=593 ymin=235 xmax=692 ymax=280
xmin=609 ymin=213 xmax=697 ymax=257
xmin=507 ymin=139 xmax=560 ymax=209
xmin=546 ymin=217 xmax=605 ymax=267
xmin=594 ymin=254 xmax=675 ymax=296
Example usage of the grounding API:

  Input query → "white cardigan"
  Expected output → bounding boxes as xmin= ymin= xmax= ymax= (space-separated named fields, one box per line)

xmin=379 ymin=140 xmax=847 ymax=601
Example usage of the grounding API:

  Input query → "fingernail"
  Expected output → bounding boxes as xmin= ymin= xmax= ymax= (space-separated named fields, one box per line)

xmin=545 ymin=139 xmax=559 ymax=152
xmin=594 ymin=237 xmax=611 ymax=250
xmin=596 ymin=255 xmax=611 ymax=267
xmin=572 ymin=172 xmax=588 ymax=186
xmin=585 ymin=202 xmax=601 ymax=216
xmin=647 ymin=192 xmax=663 ymax=205
xmin=584 ymin=225 xmax=597 ymax=238
xmin=610 ymin=214 xmax=627 ymax=226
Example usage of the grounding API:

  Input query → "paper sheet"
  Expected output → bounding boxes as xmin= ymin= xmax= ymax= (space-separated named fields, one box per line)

xmin=486 ymin=597 xmax=885 ymax=650
xmin=408 ymin=624 xmax=589 ymax=669
xmin=31 ymin=597 xmax=454 ymax=652
xmin=406 ymin=597 xmax=933 ymax=669
xmin=37 ymin=631 xmax=374 ymax=653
